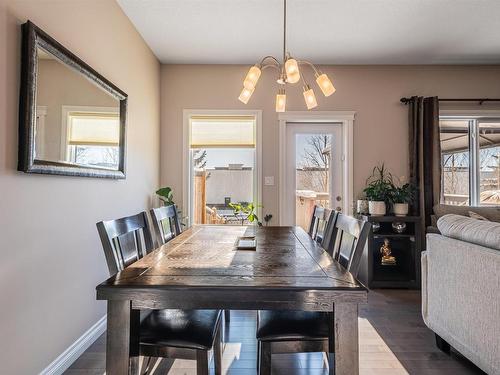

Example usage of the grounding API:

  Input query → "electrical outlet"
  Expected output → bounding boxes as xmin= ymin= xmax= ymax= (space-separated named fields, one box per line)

xmin=264 ymin=176 xmax=275 ymax=186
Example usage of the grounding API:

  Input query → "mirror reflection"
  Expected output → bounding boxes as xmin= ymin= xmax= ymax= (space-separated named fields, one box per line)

xmin=35 ymin=47 xmax=121 ymax=170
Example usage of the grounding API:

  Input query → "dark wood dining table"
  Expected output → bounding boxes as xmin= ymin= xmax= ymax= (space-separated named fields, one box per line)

xmin=96 ymin=225 xmax=368 ymax=375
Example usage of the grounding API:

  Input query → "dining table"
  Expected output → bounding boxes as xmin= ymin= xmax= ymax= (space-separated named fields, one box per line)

xmin=96 ymin=225 xmax=368 ymax=375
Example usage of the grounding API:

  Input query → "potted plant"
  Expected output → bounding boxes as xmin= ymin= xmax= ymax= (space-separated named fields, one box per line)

xmin=264 ymin=214 xmax=273 ymax=226
xmin=389 ymin=182 xmax=416 ymax=216
xmin=156 ymin=187 xmax=174 ymax=206
xmin=356 ymin=195 xmax=369 ymax=215
xmin=228 ymin=202 xmax=262 ymax=226
xmin=363 ymin=164 xmax=393 ymax=216
xmin=156 ymin=187 xmax=188 ymax=227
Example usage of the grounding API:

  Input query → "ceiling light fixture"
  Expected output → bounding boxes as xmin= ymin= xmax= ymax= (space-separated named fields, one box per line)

xmin=238 ymin=0 xmax=335 ymax=112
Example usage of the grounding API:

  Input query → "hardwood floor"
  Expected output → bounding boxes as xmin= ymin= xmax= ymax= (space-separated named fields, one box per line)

xmin=65 ymin=290 xmax=485 ymax=375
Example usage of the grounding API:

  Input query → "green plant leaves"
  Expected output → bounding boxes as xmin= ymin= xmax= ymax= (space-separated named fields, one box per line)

xmin=363 ymin=164 xmax=393 ymax=202
xmin=389 ymin=182 xmax=416 ymax=204
xmin=363 ymin=164 xmax=417 ymax=204
xmin=228 ymin=202 xmax=262 ymax=225
xmin=156 ymin=187 xmax=174 ymax=205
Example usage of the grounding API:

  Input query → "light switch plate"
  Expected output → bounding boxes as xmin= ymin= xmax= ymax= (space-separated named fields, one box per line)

xmin=264 ymin=176 xmax=275 ymax=186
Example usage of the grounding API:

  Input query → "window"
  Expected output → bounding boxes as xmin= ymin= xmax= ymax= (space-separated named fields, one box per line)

xmin=188 ymin=115 xmax=258 ymax=225
xmin=440 ymin=116 xmax=500 ymax=206
xmin=64 ymin=110 xmax=120 ymax=169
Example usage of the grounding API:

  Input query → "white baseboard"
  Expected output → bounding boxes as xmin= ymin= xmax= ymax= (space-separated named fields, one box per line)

xmin=40 ymin=315 xmax=107 ymax=375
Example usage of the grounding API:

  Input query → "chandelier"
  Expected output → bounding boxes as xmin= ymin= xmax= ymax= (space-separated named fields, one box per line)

xmin=238 ymin=0 xmax=336 ymax=112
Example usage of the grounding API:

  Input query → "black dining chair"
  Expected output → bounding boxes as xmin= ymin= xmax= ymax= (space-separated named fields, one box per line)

xmin=308 ymin=205 xmax=331 ymax=243
xmin=150 ymin=205 xmax=182 ymax=247
xmin=97 ymin=212 xmax=223 ymax=375
xmin=256 ymin=213 xmax=371 ymax=375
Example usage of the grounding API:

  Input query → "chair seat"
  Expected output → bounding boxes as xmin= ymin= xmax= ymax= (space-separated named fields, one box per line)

xmin=257 ymin=310 xmax=329 ymax=341
xmin=140 ymin=309 xmax=221 ymax=350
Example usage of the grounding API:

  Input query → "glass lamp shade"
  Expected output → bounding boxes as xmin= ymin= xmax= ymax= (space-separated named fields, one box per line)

xmin=275 ymin=89 xmax=286 ymax=112
xmin=243 ymin=65 xmax=261 ymax=90
xmin=303 ymin=85 xmax=318 ymax=109
xmin=315 ymin=73 xmax=336 ymax=97
xmin=285 ymin=58 xmax=300 ymax=84
xmin=238 ymin=86 xmax=254 ymax=104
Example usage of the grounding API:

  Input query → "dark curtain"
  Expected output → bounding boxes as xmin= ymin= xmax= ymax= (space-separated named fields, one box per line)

xmin=408 ymin=96 xmax=441 ymax=228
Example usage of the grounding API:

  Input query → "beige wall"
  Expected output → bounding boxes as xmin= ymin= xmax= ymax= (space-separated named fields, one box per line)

xmin=161 ymin=64 xmax=500 ymax=223
xmin=0 ymin=0 xmax=160 ymax=373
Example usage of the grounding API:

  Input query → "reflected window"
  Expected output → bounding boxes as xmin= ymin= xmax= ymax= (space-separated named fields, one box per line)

xmin=65 ymin=110 xmax=120 ymax=169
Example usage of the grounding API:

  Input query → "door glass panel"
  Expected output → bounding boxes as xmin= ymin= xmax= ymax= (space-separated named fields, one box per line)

xmin=440 ymin=120 xmax=470 ymax=205
xmin=478 ymin=122 xmax=500 ymax=206
xmin=295 ymin=134 xmax=331 ymax=232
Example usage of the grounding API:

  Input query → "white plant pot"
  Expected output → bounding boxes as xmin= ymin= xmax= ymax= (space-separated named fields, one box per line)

xmin=357 ymin=199 xmax=369 ymax=214
xmin=393 ymin=203 xmax=409 ymax=216
xmin=368 ymin=201 xmax=386 ymax=216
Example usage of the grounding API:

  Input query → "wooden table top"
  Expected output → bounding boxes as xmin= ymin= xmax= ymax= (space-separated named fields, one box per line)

xmin=96 ymin=225 xmax=367 ymax=297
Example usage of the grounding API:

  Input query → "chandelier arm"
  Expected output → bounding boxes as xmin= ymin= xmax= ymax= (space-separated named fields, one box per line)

xmin=259 ymin=55 xmax=281 ymax=67
xmin=261 ymin=64 xmax=281 ymax=72
xmin=300 ymin=71 xmax=307 ymax=87
xmin=298 ymin=60 xmax=320 ymax=76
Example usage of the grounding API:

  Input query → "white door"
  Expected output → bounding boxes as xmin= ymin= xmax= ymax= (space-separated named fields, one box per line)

xmin=283 ymin=123 xmax=343 ymax=229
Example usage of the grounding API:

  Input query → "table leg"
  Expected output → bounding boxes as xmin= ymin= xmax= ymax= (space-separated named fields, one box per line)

xmin=106 ymin=300 xmax=140 ymax=375
xmin=331 ymin=303 xmax=359 ymax=375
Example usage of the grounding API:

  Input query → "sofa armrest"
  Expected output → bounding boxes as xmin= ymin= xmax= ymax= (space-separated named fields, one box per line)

xmin=421 ymin=251 xmax=428 ymax=323
xmin=426 ymin=226 xmax=440 ymax=234
xmin=424 ymin=234 xmax=500 ymax=374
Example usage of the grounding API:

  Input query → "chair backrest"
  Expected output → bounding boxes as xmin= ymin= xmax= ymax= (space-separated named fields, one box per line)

xmin=328 ymin=214 xmax=371 ymax=275
xmin=320 ymin=210 xmax=339 ymax=250
xmin=150 ymin=205 xmax=181 ymax=246
xmin=308 ymin=206 xmax=331 ymax=243
xmin=96 ymin=211 xmax=154 ymax=276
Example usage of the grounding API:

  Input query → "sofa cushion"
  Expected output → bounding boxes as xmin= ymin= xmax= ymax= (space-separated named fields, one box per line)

xmin=468 ymin=211 xmax=489 ymax=221
xmin=437 ymin=214 xmax=500 ymax=250
xmin=433 ymin=204 xmax=500 ymax=222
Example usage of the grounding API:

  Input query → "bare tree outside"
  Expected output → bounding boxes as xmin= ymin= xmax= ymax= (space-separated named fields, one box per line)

xmin=442 ymin=151 xmax=469 ymax=198
xmin=297 ymin=135 xmax=331 ymax=193
xmin=74 ymin=146 xmax=119 ymax=168
xmin=103 ymin=147 xmax=119 ymax=167
xmin=193 ymin=149 xmax=207 ymax=169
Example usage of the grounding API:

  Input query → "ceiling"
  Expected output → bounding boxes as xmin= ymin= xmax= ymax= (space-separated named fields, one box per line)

xmin=117 ymin=0 xmax=500 ymax=65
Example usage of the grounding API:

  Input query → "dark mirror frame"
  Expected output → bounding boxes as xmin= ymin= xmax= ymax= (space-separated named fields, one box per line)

xmin=18 ymin=21 xmax=127 ymax=179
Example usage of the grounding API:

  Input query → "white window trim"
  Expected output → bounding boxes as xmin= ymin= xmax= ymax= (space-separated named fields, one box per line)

xmin=182 ymin=109 xmax=263 ymax=227
xmin=278 ymin=111 xmax=355 ymax=225
xmin=35 ymin=106 xmax=48 ymax=157
xmin=60 ymin=105 xmax=119 ymax=161
xmin=440 ymin=109 xmax=500 ymax=118
xmin=440 ymin=109 xmax=500 ymax=206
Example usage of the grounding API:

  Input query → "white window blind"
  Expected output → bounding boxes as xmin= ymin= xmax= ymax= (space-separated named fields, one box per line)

xmin=68 ymin=112 xmax=120 ymax=146
xmin=190 ymin=116 xmax=255 ymax=148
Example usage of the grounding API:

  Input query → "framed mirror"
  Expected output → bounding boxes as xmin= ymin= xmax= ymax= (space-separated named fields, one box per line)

xmin=18 ymin=21 xmax=127 ymax=178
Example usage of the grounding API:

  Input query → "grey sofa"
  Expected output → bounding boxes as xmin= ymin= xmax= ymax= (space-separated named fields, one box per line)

xmin=422 ymin=214 xmax=500 ymax=374
xmin=429 ymin=204 xmax=500 ymax=232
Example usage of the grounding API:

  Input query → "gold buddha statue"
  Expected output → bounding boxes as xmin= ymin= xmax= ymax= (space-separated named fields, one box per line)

xmin=380 ymin=238 xmax=396 ymax=265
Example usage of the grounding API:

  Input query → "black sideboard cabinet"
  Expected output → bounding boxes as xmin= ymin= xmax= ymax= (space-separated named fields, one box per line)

xmin=357 ymin=215 xmax=422 ymax=289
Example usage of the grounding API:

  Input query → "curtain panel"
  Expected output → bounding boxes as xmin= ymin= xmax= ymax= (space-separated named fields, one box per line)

xmin=408 ymin=96 xmax=441 ymax=228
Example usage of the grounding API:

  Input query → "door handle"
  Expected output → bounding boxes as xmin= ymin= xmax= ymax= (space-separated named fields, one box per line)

xmin=336 ymin=196 xmax=342 ymax=201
